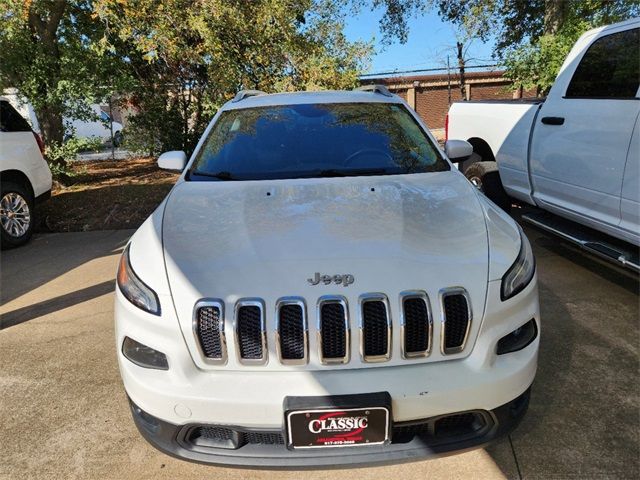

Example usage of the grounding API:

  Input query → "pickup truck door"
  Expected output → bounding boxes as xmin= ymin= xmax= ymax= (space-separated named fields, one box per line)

xmin=621 ymin=114 xmax=640 ymax=243
xmin=529 ymin=26 xmax=640 ymax=231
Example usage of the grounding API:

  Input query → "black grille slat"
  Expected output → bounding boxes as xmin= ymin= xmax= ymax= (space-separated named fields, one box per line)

xmin=362 ymin=300 xmax=388 ymax=357
xmin=237 ymin=305 xmax=263 ymax=360
xmin=403 ymin=297 xmax=430 ymax=354
xmin=278 ymin=304 xmax=305 ymax=360
xmin=320 ymin=302 xmax=347 ymax=359
xmin=196 ymin=306 xmax=224 ymax=359
xmin=443 ymin=294 xmax=470 ymax=351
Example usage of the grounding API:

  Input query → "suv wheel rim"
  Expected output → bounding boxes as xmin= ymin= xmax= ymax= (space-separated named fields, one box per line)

xmin=0 ymin=192 xmax=31 ymax=238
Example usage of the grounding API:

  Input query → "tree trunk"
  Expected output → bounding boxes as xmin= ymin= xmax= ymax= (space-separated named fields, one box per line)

xmin=456 ymin=41 xmax=466 ymax=100
xmin=38 ymin=105 xmax=64 ymax=148
xmin=544 ymin=0 xmax=567 ymax=35
xmin=27 ymin=1 xmax=66 ymax=157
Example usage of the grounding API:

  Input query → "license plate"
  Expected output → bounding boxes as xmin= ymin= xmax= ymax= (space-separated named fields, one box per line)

xmin=286 ymin=407 xmax=390 ymax=449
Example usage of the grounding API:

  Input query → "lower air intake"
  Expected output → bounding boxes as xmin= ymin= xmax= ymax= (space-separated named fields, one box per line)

xmin=187 ymin=426 xmax=284 ymax=450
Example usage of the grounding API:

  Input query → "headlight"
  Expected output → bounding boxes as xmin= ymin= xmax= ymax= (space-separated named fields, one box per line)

xmin=117 ymin=245 xmax=161 ymax=315
xmin=501 ymin=226 xmax=535 ymax=301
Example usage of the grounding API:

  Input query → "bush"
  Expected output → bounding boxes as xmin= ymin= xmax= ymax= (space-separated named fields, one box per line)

xmin=45 ymin=136 xmax=102 ymax=180
xmin=67 ymin=136 xmax=104 ymax=153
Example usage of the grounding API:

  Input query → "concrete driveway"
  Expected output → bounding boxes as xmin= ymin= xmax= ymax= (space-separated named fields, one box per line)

xmin=1 ymin=224 xmax=638 ymax=479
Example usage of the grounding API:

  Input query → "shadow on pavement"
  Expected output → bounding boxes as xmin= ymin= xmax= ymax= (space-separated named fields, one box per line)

xmin=0 ymin=230 xmax=130 ymax=306
xmin=0 ymin=280 xmax=115 ymax=329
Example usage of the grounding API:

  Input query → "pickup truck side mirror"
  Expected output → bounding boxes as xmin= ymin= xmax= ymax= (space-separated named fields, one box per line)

xmin=158 ymin=151 xmax=187 ymax=171
xmin=444 ymin=140 xmax=473 ymax=163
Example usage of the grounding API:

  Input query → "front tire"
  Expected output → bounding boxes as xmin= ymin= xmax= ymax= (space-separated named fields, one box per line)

xmin=0 ymin=181 xmax=34 ymax=249
xmin=464 ymin=161 xmax=512 ymax=212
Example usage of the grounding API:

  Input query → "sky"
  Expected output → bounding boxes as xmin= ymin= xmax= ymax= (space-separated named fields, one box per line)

xmin=343 ymin=6 xmax=498 ymax=76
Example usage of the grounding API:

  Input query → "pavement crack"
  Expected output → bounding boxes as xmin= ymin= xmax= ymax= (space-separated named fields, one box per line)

xmin=508 ymin=434 xmax=523 ymax=480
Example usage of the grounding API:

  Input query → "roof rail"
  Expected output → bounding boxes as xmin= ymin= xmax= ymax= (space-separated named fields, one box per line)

xmin=354 ymin=84 xmax=393 ymax=97
xmin=232 ymin=90 xmax=267 ymax=103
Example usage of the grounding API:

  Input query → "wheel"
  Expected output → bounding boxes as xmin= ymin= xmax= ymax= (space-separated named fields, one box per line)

xmin=464 ymin=161 xmax=512 ymax=212
xmin=0 ymin=181 xmax=34 ymax=249
xmin=113 ymin=131 xmax=123 ymax=148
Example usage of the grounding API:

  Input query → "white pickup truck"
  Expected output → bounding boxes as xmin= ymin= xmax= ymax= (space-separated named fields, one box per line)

xmin=447 ymin=18 xmax=639 ymax=270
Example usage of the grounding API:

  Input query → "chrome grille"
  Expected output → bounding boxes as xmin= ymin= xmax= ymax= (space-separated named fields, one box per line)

xmin=441 ymin=289 xmax=472 ymax=354
xmin=193 ymin=287 xmax=473 ymax=366
xmin=318 ymin=297 xmax=349 ymax=364
xmin=235 ymin=300 xmax=267 ymax=364
xmin=194 ymin=300 xmax=226 ymax=364
xmin=401 ymin=291 xmax=432 ymax=358
xmin=276 ymin=298 xmax=307 ymax=364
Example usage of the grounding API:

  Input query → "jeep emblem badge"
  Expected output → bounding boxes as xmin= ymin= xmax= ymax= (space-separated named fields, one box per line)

xmin=307 ymin=272 xmax=355 ymax=287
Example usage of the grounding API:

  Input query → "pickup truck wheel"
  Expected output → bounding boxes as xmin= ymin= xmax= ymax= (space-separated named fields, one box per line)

xmin=0 ymin=181 xmax=35 ymax=249
xmin=465 ymin=162 xmax=512 ymax=213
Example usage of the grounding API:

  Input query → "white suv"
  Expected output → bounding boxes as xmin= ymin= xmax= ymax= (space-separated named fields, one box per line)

xmin=115 ymin=87 xmax=540 ymax=467
xmin=0 ymin=98 xmax=52 ymax=248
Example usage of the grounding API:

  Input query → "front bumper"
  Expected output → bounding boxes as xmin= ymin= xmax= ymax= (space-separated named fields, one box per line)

xmin=129 ymin=388 xmax=531 ymax=468
xmin=116 ymin=275 xmax=539 ymax=466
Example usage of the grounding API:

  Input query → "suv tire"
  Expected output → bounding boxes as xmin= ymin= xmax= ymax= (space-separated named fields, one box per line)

xmin=0 ymin=181 xmax=35 ymax=249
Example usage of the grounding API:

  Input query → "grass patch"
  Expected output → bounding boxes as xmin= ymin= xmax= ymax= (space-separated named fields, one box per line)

xmin=35 ymin=158 xmax=179 ymax=232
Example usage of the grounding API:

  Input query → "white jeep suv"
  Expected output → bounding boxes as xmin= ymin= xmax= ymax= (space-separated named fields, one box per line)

xmin=115 ymin=87 xmax=539 ymax=467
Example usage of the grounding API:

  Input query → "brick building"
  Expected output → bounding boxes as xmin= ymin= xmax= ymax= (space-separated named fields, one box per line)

xmin=362 ymin=70 xmax=535 ymax=134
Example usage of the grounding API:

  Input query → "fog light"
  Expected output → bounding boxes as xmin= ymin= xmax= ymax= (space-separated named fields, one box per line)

xmin=122 ymin=337 xmax=169 ymax=370
xmin=497 ymin=319 xmax=537 ymax=355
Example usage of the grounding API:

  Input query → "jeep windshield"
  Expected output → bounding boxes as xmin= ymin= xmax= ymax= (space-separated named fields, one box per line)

xmin=188 ymin=102 xmax=449 ymax=181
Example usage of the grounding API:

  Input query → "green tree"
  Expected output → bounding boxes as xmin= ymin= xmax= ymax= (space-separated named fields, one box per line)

xmin=94 ymin=0 xmax=371 ymax=155
xmin=0 ymin=0 xmax=125 ymax=150
xmin=352 ymin=0 xmax=639 ymax=94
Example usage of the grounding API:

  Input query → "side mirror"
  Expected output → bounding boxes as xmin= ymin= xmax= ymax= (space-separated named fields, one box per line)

xmin=444 ymin=140 xmax=473 ymax=163
xmin=157 ymin=150 xmax=187 ymax=171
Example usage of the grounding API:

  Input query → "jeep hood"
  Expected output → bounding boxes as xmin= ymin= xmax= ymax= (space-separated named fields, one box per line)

xmin=162 ymin=172 xmax=489 ymax=345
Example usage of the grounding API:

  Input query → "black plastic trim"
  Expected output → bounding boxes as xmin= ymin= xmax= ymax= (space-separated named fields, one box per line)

xmin=497 ymin=319 xmax=538 ymax=355
xmin=128 ymin=387 xmax=532 ymax=469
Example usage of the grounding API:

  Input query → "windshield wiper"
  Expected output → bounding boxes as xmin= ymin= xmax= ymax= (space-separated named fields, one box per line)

xmin=191 ymin=170 xmax=235 ymax=180
xmin=315 ymin=168 xmax=391 ymax=178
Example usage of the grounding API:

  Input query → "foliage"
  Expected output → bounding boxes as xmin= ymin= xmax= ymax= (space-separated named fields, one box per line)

xmin=67 ymin=136 xmax=105 ymax=153
xmin=501 ymin=1 xmax=640 ymax=94
xmin=0 ymin=0 xmax=127 ymax=149
xmin=502 ymin=21 xmax=585 ymax=95
xmin=45 ymin=136 xmax=104 ymax=179
xmin=1 ymin=0 xmax=370 ymax=159
xmin=356 ymin=0 xmax=640 ymax=93
xmin=93 ymin=0 xmax=372 ymax=156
